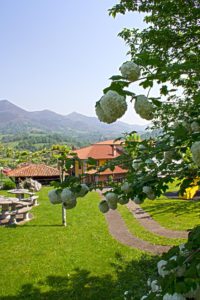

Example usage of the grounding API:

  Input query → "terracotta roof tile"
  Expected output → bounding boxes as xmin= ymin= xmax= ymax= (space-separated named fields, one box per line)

xmin=74 ymin=142 xmax=123 ymax=160
xmin=7 ymin=164 xmax=60 ymax=177
xmin=86 ymin=166 xmax=127 ymax=175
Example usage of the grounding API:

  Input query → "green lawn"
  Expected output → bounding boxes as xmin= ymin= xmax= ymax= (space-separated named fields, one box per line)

xmin=118 ymin=205 xmax=186 ymax=246
xmin=141 ymin=196 xmax=200 ymax=231
xmin=0 ymin=187 xmax=199 ymax=300
xmin=0 ymin=188 xmax=156 ymax=300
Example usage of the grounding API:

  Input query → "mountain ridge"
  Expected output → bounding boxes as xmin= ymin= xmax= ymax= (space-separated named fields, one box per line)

xmin=0 ymin=100 xmax=146 ymax=137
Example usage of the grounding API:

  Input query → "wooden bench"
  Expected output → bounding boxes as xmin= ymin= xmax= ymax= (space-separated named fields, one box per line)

xmin=16 ymin=207 xmax=32 ymax=221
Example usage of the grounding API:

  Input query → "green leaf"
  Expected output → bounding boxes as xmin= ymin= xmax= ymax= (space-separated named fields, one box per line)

xmin=109 ymin=75 xmax=125 ymax=81
xmin=151 ymin=98 xmax=162 ymax=107
xmin=87 ymin=157 xmax=97 ymax=166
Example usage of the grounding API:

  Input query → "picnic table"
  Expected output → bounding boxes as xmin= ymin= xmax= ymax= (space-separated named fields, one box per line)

xmin=0 ymin=196 xmax=32 ymax=225
xmin=8 ymin=189 xmax=39 ymax=205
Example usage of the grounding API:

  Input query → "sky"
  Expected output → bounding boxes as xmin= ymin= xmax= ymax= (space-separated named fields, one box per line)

xmin=0 ymin=0 xmax=150 ymax=125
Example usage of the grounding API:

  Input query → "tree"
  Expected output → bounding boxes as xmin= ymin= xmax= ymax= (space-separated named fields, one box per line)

xmin=95 ymin=1 xmax=200 ymax=299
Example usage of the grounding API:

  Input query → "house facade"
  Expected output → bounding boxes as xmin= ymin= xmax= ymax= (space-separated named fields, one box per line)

xmin=73 ymin=140 xmax=127 ymax=184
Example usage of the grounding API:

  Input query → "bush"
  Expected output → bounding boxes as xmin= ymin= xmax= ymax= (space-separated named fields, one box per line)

xmin=2 ymin=179 xmax=16 ymax=190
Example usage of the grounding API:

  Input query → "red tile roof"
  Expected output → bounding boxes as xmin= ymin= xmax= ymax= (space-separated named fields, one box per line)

xmin=86 ymin=166 xmax=127 ymax=175
xmin=7 ymin=164 xmax=60 ymax=177
xmin=95 ymin=139 xmax=123 ymax=145
xmin=74 ymin=140 xmax=123 ymax=160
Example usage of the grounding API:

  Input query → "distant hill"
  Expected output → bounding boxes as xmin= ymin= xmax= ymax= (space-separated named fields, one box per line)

xmin=0 ymin=100 xmax=146 ymax=146
xmin=0 ymin=100 xmax=146 ymax=134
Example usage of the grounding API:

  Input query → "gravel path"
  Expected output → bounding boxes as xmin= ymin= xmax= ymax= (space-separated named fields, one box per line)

xmin=98 ymin=190 xmax=172 ymax=254
xmin=105 ymin=209 xmax=171 ymax=255
xmin=126 ymin=201 xmax=188 ymax=239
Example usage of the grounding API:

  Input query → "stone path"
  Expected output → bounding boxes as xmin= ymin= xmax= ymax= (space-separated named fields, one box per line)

xmin=126 ymin=202 xmax=188 ymax=239
xmin=97 ymin=190 xmax=172 ymax=254
xmin=105 ymin=209 xmax=171 ymax=255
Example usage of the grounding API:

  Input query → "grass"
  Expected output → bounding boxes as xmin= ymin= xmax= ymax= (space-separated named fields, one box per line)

xmin=0 ymin=187 xmax=156 ymax=300
xmin=141 ymin=196 xmax=200 ymax=231
xmin=118 ymin=205 xmax=186 ymax=246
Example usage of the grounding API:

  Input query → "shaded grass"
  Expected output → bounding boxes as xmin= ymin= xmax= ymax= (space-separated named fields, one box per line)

xmin=0 ymin=187 xmax=156 ymax=300
xmin=141 ymin=196 xmax=200 ymax=231
xmin=118 ymin=204 xmax=185 ymax=246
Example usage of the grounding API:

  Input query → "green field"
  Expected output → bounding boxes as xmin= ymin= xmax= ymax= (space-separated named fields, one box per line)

xmin=0 ymin=188 xmax=199 ymax=300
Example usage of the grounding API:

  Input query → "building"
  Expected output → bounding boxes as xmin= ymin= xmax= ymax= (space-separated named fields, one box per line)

xmin=73 ymin=140 xmax=127 ymax=184
xmin=6 ymin=163 xmax=60 ymax=184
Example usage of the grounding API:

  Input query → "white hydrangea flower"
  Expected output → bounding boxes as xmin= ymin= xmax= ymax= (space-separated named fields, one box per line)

xmin=99 ymin=200 xmax=109 ymax=213
xmin=118 ymin=197 xmax=129 ymax=205
xmin=157 ymin=260 xmax=170 ymax=277
xmin=140 ymin=296 xmax=148 ymax=300
xmin=138 ymin=144 xmax=146 ymax=150
xmin=143 ymin=186 xmax=153 ymax=194
xmin=147 ymin=193 xmax=156 ymax=200
xmin=61 ymin=188 xmax=76 ymax=204
xmin=96 ymin=90 xmax=127 ymax=124
xmin=48 ymin=189 xmax=62 ymax=205
xmin=134 ymin=95 xmax=154 ymax=120
xmin=151 ymin=280 xmax=161 ymax=293
xmin=191 ymin=141 xmax=200 ymax=166
xmin=170 ymin=255 xmax=177 ymax=261
xmin=76 ymin=184 xmax=89 ymax=197
xmin=119 ymin=61 xmax=140 ymax=82
xmin=179 ymin=244 xmax=189 ymax=256
xmin=147 ymin=278 xmax=151 ymax=287
xmin=95 ymin=101 xmax=116 ymax=124
xmin=163 ymin=293 xmax=186 ymax=300
xmin=63 ymin=199 xmax=77 ymax=210
xmin=134 ymin=196 xmax=143 ymax=204
xmin=105 ymin=192 xmax=118 ymax=202
xmin=132 ymin=159 xmax=142 ymax=171
xmin=106 ymin=193 xmax=118 ymax=209
xmin=191 ymin=121 xmax=200 ymax=133
xmin=121 ymin=182 xmax=132 ymax=193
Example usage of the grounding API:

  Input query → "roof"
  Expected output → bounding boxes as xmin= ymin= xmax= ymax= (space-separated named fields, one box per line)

xmin=74 ymin=140 xmax=123 ymax=160
xmin=7 ymin=164 xmax=60 ymax=178
xmin=86 ymin=166 xmax=127 ymax=175
xmin=95 ymin=139 xmax=123 ymax=145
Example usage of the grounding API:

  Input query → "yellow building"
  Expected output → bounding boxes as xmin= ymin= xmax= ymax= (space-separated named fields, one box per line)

xmin=73 ymin=140 xmax=127 ymax=184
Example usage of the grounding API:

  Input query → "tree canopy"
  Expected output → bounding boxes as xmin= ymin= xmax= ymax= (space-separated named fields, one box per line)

xmin=94 ymin=1 xmax=200 ymax=299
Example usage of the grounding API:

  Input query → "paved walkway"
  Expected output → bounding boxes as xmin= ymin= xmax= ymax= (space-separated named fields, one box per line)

xmin=126 ymin=202 xmax=188 ymax=239
xmin=97 ymin=191 xmax=171 ymax=254
xmin=105 ymin=209 xmax=171 ymax=255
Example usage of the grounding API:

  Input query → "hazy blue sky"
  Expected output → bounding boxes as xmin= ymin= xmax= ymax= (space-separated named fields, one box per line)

xmin=0 ymin=0 xmax=150 ymax=125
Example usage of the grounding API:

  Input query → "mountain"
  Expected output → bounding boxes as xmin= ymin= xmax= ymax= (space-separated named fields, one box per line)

xmin=0 ymin=100 xmax=146 ymax=141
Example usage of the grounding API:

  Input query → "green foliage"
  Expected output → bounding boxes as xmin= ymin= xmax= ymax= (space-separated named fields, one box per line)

xmin=2 ymin=179 xmax=16 ymax=190
xmin=94 ymin=1 xmax=200 ymax=298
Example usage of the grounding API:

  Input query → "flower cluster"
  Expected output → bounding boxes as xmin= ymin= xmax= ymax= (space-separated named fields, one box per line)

xmin=142 ymin=186 xmax=156 ymax=200
xmin=191 ymin=141 xmax=200 ymax=166
xmin=48 ymin=183 xmax=89 ymax=210
xmin=139 ymin=226 xmax=200 ymax=300
xmin=95 ymin=90 xmax=127 ymax=124
xmin=119 ymin=61 xmax=140 ymax=82
xmin=99 ymin=192 xmax=118 ymax=213
xmin=134 ymin=95 xmax=154 ymax=120
xmin=191 ymin=121 xmax=200 ymax=133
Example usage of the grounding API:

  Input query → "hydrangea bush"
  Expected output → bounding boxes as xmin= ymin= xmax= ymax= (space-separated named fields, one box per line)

xmin=95 ymin=0 xmax=200 ymax=299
